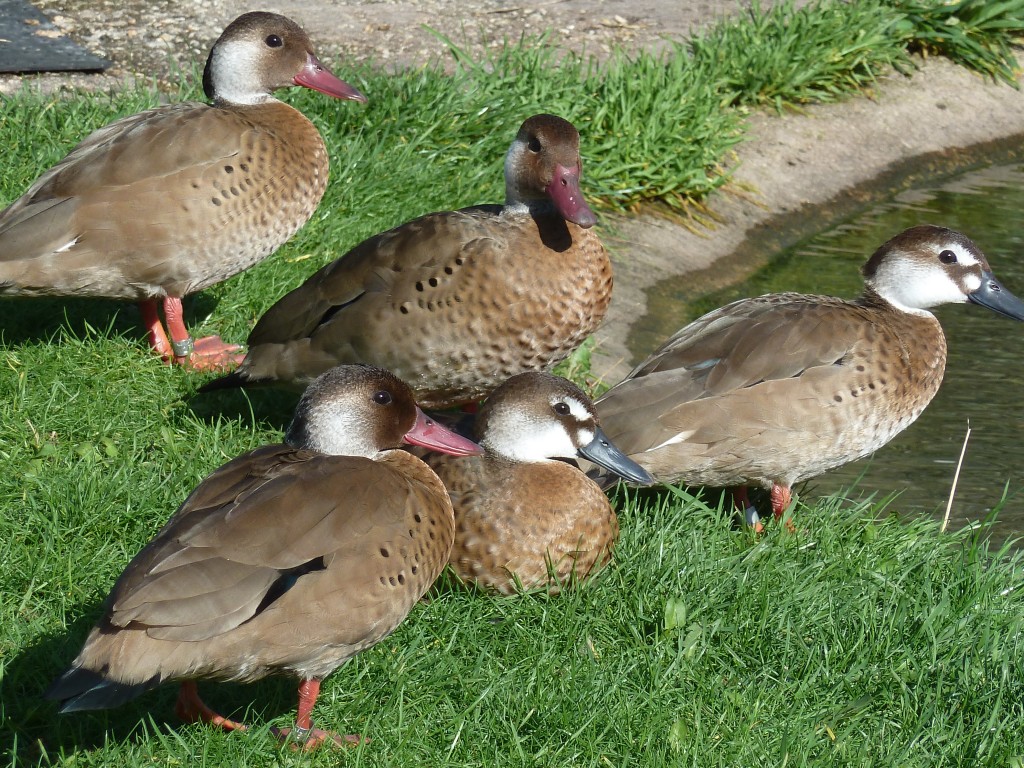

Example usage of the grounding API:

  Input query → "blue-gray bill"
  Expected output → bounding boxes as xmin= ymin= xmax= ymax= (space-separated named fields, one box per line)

xmin=968 ymin=271 xmax=1024 ymax=321
xmin=579 ymin=427 xmax=653 ymax=485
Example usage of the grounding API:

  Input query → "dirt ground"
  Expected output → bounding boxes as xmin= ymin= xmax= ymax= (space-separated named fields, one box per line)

xmin=9 ymin=0 xmax=771 ymax=80
xmin=5 ymin=1 xmax=1024 ymax=382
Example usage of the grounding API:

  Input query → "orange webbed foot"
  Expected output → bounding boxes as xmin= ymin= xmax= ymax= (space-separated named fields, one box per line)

xmin=271 ymin=725 xmax=367 ymax=750
xmin=159 ymin=296 xmax=243 ymax=371
xmin=267 ymin=678 xmax=367 ymax=750
xmin=177 ymin=335 xmax=245 ymax=371
xmin=175 ymin=681 xmax=247 ymax=732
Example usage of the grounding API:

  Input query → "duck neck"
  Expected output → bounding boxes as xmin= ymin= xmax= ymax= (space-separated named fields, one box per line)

xmin=503 ymin=192 xmax=556 ymax=219
xmin=858 ymin=286 xmax=936 ymax=319
xmin=859 ymin=286 xmax=946 ymax=385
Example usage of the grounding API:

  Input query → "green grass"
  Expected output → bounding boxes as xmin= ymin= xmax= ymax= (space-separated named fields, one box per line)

xmin=4 ymin=428 xmax=1024 ymax=767
xmin=3 ymin=0 xmax=1024 ymax=764
xmin=892 ymin=0 xmax=1024 ymax=85
xmin=4 ymin=0 xmax=1022 ymax=338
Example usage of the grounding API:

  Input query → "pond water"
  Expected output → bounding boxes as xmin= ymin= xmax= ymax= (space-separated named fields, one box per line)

xmin=630 ymin=160 xmax=1024 ymax=543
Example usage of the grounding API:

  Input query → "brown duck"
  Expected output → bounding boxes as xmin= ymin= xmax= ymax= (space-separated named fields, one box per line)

xmin=421 ymin=372 xmax=650 ymax=594
xmin=202 ymin=113 xmax=612 ymax=408
xmin=591 ymin=225 xmax=1024 ymax=525
xmin=46 ymin=365 xmax=482 ymax=749
xmin=0 ymin=12 xmax=366 ymax=370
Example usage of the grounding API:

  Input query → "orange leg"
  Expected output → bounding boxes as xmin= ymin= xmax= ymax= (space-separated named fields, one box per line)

xmin=139 ymin=299 xmax=173 ymax=360
xmin=163 ymin=297 xmax=244 ymax=371
xmin=174 ymin=681 xmax=247 ymax=732
xmin=271 ymin=679 xmax=366 ymax=750
xmin=138 ymin=298 xmax=242 ymax=369
xmin=770 ymin=484 xmax=800 ymax=533
xmin=770 ymin=484 xmax=792 ymax=519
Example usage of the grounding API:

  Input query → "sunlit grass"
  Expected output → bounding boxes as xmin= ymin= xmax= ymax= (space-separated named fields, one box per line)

xmin=4 ymin=439 xmax=1024 ymax=766
xmin=3 ymin=0 xmax=1024 ymax=765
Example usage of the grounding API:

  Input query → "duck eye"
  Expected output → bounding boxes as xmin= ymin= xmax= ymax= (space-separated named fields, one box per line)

xmin=265 ymin=34 xmax=283 ymax=48
xmin=527 ymin=136 xmax=542 ymax=153
xmin=938 ymin=249 xmax=957 ymax=264
xmin=372 ymin=390 xmax=393 ymax=405
xmin=553 ymin=402 xmax=570 ymax=416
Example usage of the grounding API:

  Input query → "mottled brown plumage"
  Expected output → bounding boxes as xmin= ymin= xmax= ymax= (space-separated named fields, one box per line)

xmin=422 ymin=372 xmax=649 ymax=594
xmin=46 ymin=365 xmax=481 ymax=749
xmin=204 ymin=114 xmax=613 ymax=407
xmin=0 ymin=12 xmax=366 ymax=369
xmin=593 ymin=225 xmax=1024 ymax=521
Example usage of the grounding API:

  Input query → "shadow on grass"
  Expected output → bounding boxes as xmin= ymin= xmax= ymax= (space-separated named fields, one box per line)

xmin=607 ymin=481 xmax=740 ymax=518
xmin=607 ymin=479 xmax=812 ymax=532
xmin=2 ymin=604 xmax=299 ymax=766
xmin=184 ymin=386 xmax=300 ymax=435
xmin=0 ymin=294 xmax=223 ymax=351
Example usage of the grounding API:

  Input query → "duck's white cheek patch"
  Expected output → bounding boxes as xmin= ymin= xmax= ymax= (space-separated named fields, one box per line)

xmin=950 ymin=245 xmax=979 ymax=267
xmin=210 ymin=40 xmax=271 ymax=105
xmin=964 ymin=274 xmax=982 ymax=292
xmin=526 ymin=422 xmax=578 ymax=461
xmin=307 ymin=406 xmax=373 ymax=456
xmin=554 ymin=396 xmax=591 ymax=423
xmin=894 ymin=270 xmax=966 ymax=311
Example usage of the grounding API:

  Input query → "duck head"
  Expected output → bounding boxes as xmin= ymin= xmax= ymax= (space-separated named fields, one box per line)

xmin=863 ymin=224 xmax=1024 ymax=321
xmin=203 ymin=12 xmax=367 ymax=106
xmin=286 ymin=365 xmax=482 ymax=458
xmin=476 ymin=372 xmax=651 ymax=484
xmin=504 ymin=114 xmax=598 ymax=228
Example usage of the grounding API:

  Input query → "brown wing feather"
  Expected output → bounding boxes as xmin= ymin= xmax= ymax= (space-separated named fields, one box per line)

xmin=103 ymin=448 xmax=429 ymax=642
xmin=229 ymin=200 xmax=610 ymax=407
xmin=627 ymin=294 xmax=865 ymax=396
xmin=0 ymin=104 xmax=237 ymax=252
xmin=596 ymin=295 xmax=879 ymax=476
xmin=0 ymin=100 xmax=322 ymax=298
xmin=246 ymin=206 xmax=503 ymax=346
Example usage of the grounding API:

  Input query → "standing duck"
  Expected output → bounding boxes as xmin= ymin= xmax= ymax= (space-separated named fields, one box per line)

xmin=0 ymin=12 xmax=366 ymax=370
xmin=202 ymin=113 xmax=612 ymax=408
xmin=46 ymin=365 xmax=482 ymax=749
xmin=421 ymin=372 xmax=651 ymax=594
xmin=591 ymin=225 xmax=1024 ymax=524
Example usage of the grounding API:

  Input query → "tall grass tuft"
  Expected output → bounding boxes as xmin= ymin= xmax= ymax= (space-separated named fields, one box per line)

xmin=688 ymin=0 xmax=909 ymax=108
xmin=892 ymin=0 xmax=1024 ymax=86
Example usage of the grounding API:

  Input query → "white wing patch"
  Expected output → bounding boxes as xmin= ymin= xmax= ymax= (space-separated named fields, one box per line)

xmin=53 ymin=237 xmax=80 ymax=254
xmin=651 ymin=430 xmax=695 ymax=451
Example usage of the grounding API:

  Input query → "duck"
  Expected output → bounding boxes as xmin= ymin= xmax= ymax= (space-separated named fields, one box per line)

xmin=0 ymin=12 xmax=366 ymax=370
xmin=45 ymin=364 xmax=482 ymax=749
xmin=201 ymin=113 xmax=613 ymax=408
xmin=590 ymin=225 xmax=1024 ymax=525
xmin=419 ymin=372 xmax=651 ymax=594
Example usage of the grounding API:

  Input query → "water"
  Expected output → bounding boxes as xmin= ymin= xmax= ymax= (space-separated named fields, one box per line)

xmin=630 ymin=161 xmax=1024 ymax=543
